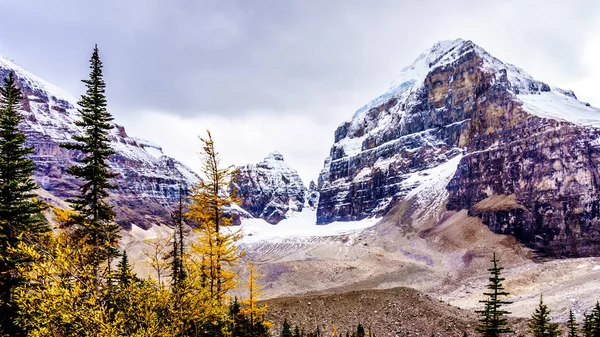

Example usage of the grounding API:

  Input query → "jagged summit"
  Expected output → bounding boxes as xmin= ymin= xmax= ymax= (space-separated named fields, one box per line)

xmin=339 ymin=39 xmax=600 ymax=160
xmin=234 ymin=152 xmax=307 ymax=224
xmin=265 ymin=151 xmax=285 ymax=161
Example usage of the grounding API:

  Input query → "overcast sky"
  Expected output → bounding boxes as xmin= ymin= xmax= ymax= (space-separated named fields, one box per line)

xmin=0 ymin=0 xmax=599 ymax=183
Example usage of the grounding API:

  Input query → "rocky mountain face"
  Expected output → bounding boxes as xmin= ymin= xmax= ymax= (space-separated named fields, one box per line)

xmin=0 ymin=55 xmax=198 ymax=230
xmin=234 ymin=152 xmax=307 ymax=224
xmin=317 ymin=39 xmax=600 ymax=257
xmin=305 ymin=180 xmax=319 ymax=209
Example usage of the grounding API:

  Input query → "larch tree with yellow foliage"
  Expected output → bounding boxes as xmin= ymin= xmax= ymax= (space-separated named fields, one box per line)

xmin=179 ymin=130 xmax=245 ymax=336
xmin=14 ymin=232 xmax=184 ymax=337
xmin=185 ymin=130 xmax=244 ymax=302
xmin=142 ymin=233 xmax=171 ymax=287
xmin=241 ymin=260 xmax=271 ymax=337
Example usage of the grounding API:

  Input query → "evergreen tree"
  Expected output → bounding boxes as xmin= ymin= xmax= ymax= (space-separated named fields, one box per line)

xmin=582 ymin=311 xmax=594 ymax=337
xmin=229 ymin=297 xmax=247 ymax=337
xmin=568 ymin=309 xmax=579 ymax=337
xmin=293 ymin=326 xmax=301 ymax=337
xmin=528 ymin=295 xmax=559 ymax=337
xmin=475 ymin=252 xmax=512 ymax=337
xmin=0 ymin=71 xmax=48 ymax=335
xmin=61 ymin=45 xmax=119 ymax=270
xmin=356 ymin=323 xmax=365 ymax=337
xmin=170 ymin=185 xmax=186 ymax=287
xmin=591 ymin=302 xmax=600 ymax=337
xmin=281 ymin=319 xmax=292 ymax=337
xmin=115 ymin=250 xmax=135 ymax=287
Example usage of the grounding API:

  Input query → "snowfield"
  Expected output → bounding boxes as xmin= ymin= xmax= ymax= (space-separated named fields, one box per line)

xmin=238 ymin=209 xmax=380 ymax=244
xmin=518 ymin=89 xmax=600 ymax=127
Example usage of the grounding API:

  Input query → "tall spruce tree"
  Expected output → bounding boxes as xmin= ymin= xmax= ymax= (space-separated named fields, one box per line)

xmin=0 ymin=72 xmax=48 ymax=335
xmin=528 ymin=295 xmax=559 ymax=337
xmin=61 ymin=45 xmax=119 ymax=269
xmin=475 ymin=252 xmax=512 ymax=337
xmin=356 ymin=324 xmax=366 ymax=337
xmin=568 ymin=309 xmax=579 ymax=337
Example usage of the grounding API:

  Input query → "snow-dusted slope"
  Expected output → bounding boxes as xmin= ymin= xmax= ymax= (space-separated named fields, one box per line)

xmin=0 ymin=54 xmax=198 ymax=229
xmin=234 ymin=152 xmax=307 ymax=224
xmin=518 ymin=90 xmax=600 ymax=126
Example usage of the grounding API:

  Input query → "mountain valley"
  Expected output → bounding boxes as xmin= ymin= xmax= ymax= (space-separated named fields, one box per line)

xmin=3 ymin=37 xmax=600 ymax=331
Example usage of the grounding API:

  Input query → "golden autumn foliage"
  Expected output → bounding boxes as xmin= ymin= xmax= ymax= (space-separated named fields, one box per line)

xmin=187 ymin=225 xmax=244 ymax=302
xmin=7 ymin=130 xmax=276 ymax=336
xmin=241 ymin=260 xmax=272 ymax=331
xmin=11 ymin=231 xmax=231 ymax=337
xmin=185 ymin=131 xmax=244 ymax=303
xmin=186 ymin=131 xmax=239 ymax=233
xmin=52 ymin=207 xmax=78 ymax=228
xmin=13 ymin=233 xmax=122 ymax=336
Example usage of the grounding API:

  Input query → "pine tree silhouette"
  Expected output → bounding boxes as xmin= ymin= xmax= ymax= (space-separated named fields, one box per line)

xmin=475 ymin=252 xmax=512 ymax=337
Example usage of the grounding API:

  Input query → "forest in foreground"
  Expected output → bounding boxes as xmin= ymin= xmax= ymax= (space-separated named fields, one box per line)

xmin=0 ymin=46 xmax=597 ymax=337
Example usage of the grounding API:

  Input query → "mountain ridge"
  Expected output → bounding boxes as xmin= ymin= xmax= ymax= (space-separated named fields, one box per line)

xmin=0 ymin=53 xmax=199 ymax=229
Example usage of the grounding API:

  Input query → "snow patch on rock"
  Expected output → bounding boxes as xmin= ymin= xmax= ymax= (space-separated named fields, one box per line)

xmin=518 ymin=90 xmax=600 ymax=127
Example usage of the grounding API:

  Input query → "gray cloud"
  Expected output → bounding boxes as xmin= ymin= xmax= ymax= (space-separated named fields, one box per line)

xmin=0 ymin=0 xmax=599 ymax=181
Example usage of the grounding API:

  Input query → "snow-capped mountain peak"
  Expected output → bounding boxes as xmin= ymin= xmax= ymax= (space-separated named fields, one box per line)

xmin=317 ymin=38 xmax=600 ymax=257
xmin=265 ymin=151 xmax=285 ymax=162
xmin=234 ymin=152 xmax=307 ymax=224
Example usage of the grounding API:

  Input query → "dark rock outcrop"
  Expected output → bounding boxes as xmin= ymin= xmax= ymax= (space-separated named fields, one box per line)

xmin=306 ymin=180 xmax=319 ymax=209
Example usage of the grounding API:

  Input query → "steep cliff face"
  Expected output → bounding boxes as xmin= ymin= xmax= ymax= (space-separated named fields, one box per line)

xmin=317 ymin=40 xmax=474 ymax=223
xmin=0 ymin=55 xmax=198 ymax=230
xmin=234 ymin=152 xmax=307 ymax=224
xmin=317 ymin=39 xmax=600 ymax=257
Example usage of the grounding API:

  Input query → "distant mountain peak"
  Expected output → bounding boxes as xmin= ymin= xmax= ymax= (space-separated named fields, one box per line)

xmin=235 ymin=152 xmax=306 ymax=224
xmin=265 ymin=151 xmax=284 ymax=161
